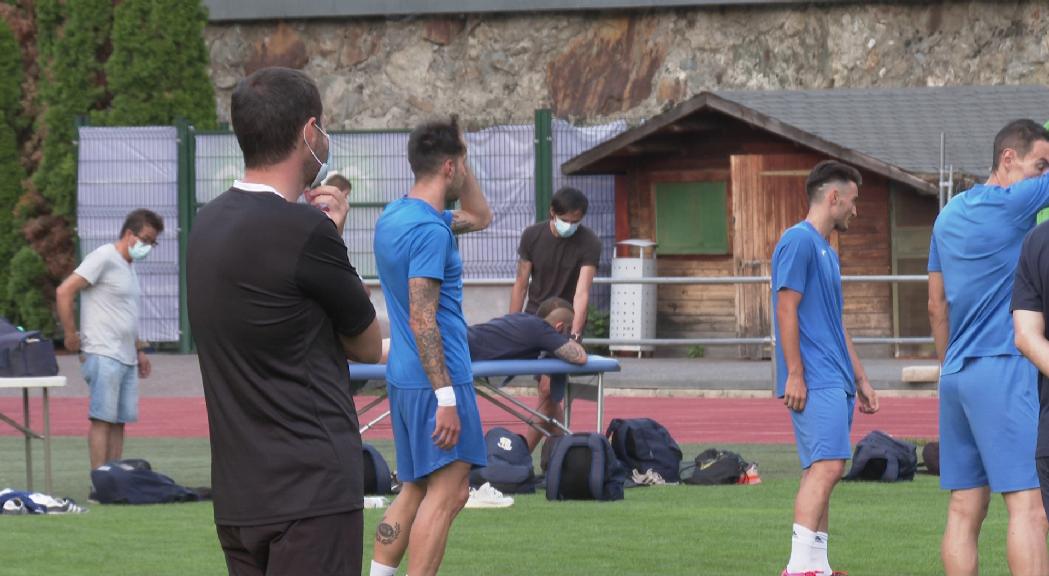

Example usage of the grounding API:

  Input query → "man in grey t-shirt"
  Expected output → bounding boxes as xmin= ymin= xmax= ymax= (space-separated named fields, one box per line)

xmin=56 ymin=209 xmax=163 ymax=471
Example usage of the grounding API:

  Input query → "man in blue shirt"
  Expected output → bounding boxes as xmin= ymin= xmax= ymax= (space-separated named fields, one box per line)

xmin=772 ymin=160 xmax=879 ymax=576
xmin=931 ymin=119 xmax=1049 ymax=576
xmin=370 ymin=116 xmax=492 ymax=576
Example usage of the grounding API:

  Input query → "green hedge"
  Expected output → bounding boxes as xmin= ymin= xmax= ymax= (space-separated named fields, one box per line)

xmin=0 ymin=20 xmax=25 ymax=321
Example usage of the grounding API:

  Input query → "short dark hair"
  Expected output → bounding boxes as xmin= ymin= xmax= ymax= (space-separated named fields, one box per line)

xmin=551 ymin=187 xmax=588 ymax=216
xmin=120 ymin=209 xmax=164 ymax=237
xmin=536 ymin=297 xmax=573 ymax=320
xmin=805 ymin=160 xmax=862 ymax=203
xmin=992 ymin=119 xmax=1049 ymax=171
xmin=231 ymin=67 xmax=322 ymax=169
xmin=407 ymin=116 xmax=465 ymax=178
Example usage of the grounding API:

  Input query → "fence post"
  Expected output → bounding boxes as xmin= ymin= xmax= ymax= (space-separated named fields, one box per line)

xmin=175 ymin=118 xmax=195 ymax=353
xmin=534 ymin=109 xmax=553 ymax=222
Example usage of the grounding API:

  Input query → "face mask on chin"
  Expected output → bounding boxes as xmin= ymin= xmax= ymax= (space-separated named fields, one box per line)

xmin=554 ymin=217 xmax=580 ymax=238
xmin=304 ymin=124 xmax=331 ymax=189
xmin=129 ymin=240 xmax=152 ymax=261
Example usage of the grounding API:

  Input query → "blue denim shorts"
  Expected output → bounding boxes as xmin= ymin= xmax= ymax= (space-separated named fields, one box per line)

xmin=81 ymin=354 xmax=139 ymax=424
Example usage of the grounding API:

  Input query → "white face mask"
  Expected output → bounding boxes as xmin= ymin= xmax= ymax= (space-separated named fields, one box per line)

xmin=554 ymin=217 xmax=580 ymax=238
xmin=129 ymin=240 xmax=152 ymax=261
xmin=304 ymin=124 xmax=331 ymax=189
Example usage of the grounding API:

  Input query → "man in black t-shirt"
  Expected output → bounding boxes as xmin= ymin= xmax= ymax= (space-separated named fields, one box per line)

xmin=510 ymin=187 xmax=602 ymax=340
xmin=188 ymin=67 xmax=381 ymax=576
xmin=1012 ymin=219 xmax=1049 ymax=522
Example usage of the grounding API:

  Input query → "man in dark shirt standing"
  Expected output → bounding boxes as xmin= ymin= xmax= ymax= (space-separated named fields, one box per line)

xmin=1013 ymin=216 xmax=1049 ymax=526
xmin=510 ymin=186 xmax=602 ymax=338
xmin=188 ymin=67 xmax=382 ymax=576
xmin=510 ymin=187 xmax=602 ymax=450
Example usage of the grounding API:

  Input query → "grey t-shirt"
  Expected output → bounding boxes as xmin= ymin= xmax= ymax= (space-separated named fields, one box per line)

xmin=74 ymin=244 xmax=140 ymax=365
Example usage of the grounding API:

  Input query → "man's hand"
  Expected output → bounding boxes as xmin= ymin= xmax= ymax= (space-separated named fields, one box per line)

xmin=307 ymin=184 xmax=349 ymax=234
xmin=784 ymin=372 xmax=807 ymax=412
xmin=432 ymin=405 xmax=461 ymax=450
xmin=857 ymin=378 xmax=879 ymax=414
xmin=137 ymin=351 xmax=152 ymax=379
xmin=64 ymin=331 xmax=81 ymax=353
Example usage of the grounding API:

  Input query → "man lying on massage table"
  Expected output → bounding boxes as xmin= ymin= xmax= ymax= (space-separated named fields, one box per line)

xmin=380 ymin=297 xmax=587 ymax=451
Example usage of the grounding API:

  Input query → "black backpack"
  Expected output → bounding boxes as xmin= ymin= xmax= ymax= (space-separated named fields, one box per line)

xmin=605 ymin=418 xmax=683 ymax=483
xmin=469 ymin=427 xmax=536 ymax=494
xmin=362 ymin=444 xmax=393 ymax=495
xmin=844 ymin=430 xmax=918 ymax=482
xmin=0 ymin=317 xmax=58 ymax=378
xmin=90 ymin=459 xmax=206 ymax=504
xmin=682 ymin=449 xmax=749 ymax=485
xmin=545 ymin=433 xmax=626 ymax=501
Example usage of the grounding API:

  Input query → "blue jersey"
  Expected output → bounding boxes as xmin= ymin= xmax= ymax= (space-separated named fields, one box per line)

xmin=929 ymin=175 xmax=1049 ymax=375
xmin=374 ymin=197 xmax=472 ymax=388
xmin=772 ymin=221 xmax=854 ymax=397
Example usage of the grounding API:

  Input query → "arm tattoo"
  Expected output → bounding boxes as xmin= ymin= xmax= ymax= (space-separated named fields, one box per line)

xmin=375 ymin=519 xmax=401 ymax=546
xmin=553 ymin=341 xmax=587 ymax=365
xmin=409 ymin=278 xmax=452 ymax=389
xmin=451 ymin=211 xmax=481 ymax=234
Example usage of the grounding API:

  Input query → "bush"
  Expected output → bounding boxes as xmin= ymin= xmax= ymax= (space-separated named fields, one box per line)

xmin=33 ymin=0 xmax=112 ymax=220
xmin=0 ymin=20 xmax=25 ymax=320
xmin=6 ymin=247 xmax=52 ymax=334
xmin=584 ymin=306 xmax=610 ymax=356
xmin=104 ymin=0 xmax=216 ymax=128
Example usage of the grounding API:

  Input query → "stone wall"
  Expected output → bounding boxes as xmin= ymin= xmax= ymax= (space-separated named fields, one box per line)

xmin=204 ymin=2 xmax=1049 ymax=129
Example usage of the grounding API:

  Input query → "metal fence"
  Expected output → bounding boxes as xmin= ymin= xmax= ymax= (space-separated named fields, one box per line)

xmin=76 ymin=112 xmax=640 ymax=345
xmin=76 ymin=126 xmax=181 ymax=342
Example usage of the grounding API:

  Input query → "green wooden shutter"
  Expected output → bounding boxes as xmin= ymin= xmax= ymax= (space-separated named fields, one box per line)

xmin=655 ymin=181 xmax=728 ymax=255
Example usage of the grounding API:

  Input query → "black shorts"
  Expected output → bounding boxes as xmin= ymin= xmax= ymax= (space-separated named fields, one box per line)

xmin=1038 ymin=457 xmax=1049 ymax=520
xmin=217 ymin=509 xmax=364 ymax=576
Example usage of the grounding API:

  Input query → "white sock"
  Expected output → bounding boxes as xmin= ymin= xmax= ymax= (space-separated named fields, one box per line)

xmin=812 ymin=531 xmax=831 ymax=574
xmin=370 ymin=560 xmax=397 ymax=576
xmin=787 ymin=523 xmax=817 ymax=573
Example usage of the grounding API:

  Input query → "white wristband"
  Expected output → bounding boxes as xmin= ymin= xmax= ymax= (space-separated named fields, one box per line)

xmin=435 ymin=386 xmax=457 ymax=407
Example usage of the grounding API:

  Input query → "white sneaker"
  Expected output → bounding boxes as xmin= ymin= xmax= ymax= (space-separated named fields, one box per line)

xmin=464 ymin=482 xmax=514 ymax=509
xmin=2 ymin=498 xmax=26 ymax=515
xmin=29 ymin=493 xmax=87 ymax=514
xmin=364 ymin=496 xmax=388 ymax=509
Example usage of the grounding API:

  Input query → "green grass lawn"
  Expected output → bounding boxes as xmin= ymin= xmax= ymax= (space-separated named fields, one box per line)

xmin=0 ymin=438 xmax=1013 ymax=575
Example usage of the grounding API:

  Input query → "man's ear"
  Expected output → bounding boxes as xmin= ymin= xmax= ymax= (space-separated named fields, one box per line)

xmin=554 ymin=321 xmax=566 ymax=333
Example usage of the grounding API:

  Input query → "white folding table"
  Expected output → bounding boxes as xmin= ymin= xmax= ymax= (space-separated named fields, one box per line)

xmin=0 ymin=376 xmax=66 ymax=494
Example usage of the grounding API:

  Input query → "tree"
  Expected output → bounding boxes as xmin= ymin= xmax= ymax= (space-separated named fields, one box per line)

xmin=6 ymin=247 xmax=51 ymax=334
xmin=33 ymin=0 xmax=112 ymax=219
xmin=0 ymin=19 xmax=25 ymax=321
xmin=105 ymin=0 xmax=216 ymax=128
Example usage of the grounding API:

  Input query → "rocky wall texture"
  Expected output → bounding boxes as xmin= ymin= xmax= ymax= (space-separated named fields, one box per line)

xmin=204 ymin=2 xmax=1049 ymax=129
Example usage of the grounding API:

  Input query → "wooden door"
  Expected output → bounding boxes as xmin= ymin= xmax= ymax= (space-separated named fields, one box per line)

xmin=731 ymin=154 xmax=825 ymax=359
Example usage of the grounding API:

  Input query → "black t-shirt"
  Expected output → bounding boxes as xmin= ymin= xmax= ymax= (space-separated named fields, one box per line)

xmin=467 ymin=313 xmax=570 ymax=361
xmin=1010 ymin=220 xmax=1049 ymax=458
xmin=187 ymin=188 xmax=376 ymax=526
xmin=517 ymin=221 xmax=602 ymax=314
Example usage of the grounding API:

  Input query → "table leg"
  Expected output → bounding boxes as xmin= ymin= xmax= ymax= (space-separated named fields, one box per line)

xmin=564 ymin=380 xmax=573 ymax=430
xmin=43 ymin=388 xmax=52 ymax=495
xmin=23 ymin=388 xmax=32 ymax=492
xmin=596 ymin=373 xmax=605 ymax=433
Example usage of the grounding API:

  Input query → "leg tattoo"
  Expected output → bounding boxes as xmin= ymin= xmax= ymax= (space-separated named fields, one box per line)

xmin=375 ymin=519 xmax=401 ymax=546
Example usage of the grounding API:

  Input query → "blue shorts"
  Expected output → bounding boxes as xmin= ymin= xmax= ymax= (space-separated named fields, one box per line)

xmin=81 ymin=353 xmax=139 ymax=424
xmin=536 ymin=373 xmax=567 ymax=403
xmin=791 ymin=387 xmax=854 ymax=469
xmin=939 ymin=355 xmax=1039 ymax=493
xmin=388 ymin=383 xmax=487 ymax=483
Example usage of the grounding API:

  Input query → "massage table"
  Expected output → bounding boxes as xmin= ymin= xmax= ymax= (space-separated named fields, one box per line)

xmin=349 ymin=356 xmax=621 ymax=437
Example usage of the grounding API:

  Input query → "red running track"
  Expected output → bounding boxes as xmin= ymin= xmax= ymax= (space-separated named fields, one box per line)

xmin=0 ymin=396 xmax=938 ymax=443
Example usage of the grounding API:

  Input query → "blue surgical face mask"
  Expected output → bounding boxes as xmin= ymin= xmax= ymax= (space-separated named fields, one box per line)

xmin=304 ymin=124 xmax=331 ymax=189
xmin=554 ymin=217 xmax=580 ymax=238
xmin=129 ymin=240 xmax=152 ymax=261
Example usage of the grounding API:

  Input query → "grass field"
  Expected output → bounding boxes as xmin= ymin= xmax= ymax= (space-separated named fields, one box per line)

xmin=0 ymin=437 xmax=1014 ymax=575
